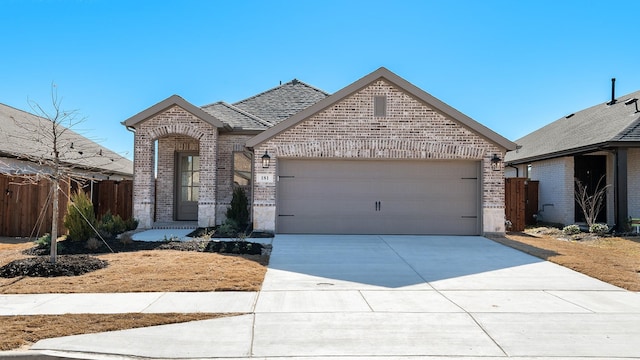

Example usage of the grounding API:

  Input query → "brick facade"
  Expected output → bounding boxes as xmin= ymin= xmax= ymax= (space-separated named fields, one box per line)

xmin=252 ymin=80 xmax=506 ymax=234
xmin=132 ymin=106 xmax=218 ymax=228
xmin=529 ymin=157 xmax=575 ymax=226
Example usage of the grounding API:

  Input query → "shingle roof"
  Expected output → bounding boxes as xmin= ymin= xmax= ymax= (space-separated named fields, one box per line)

xmin=201 ymin=101 xmax=271 ymax=131
xmin=232 ymin=79 xmax=330 ymax=125
xmin=0 ymin=103 xmax=133 ymax=177
xmin=505 ymin=89 xmax=640 ymax=164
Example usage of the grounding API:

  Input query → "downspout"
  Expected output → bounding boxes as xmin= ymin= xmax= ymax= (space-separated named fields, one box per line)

xmin=506 ymin=164 xmax=519 ymax=177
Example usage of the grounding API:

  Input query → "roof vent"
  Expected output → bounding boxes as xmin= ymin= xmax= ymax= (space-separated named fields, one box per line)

xmin=291 ymin=79 xmax=299 ymax=85
xmin=607 ymin=78 xmax=617 ymax=105
xmin=565 ymin=113 xmax=575 ymax=119
xmin=625 ymin=98 xmax=639 ymax=113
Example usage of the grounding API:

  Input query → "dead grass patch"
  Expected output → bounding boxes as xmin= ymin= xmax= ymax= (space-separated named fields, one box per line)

xmin=0 ymin=249 xmax=267 ymax=294
xmin=0 ymin=313 xmax=237 ymax=351
xmin=495 ymin=230 xmax=640 ymax=291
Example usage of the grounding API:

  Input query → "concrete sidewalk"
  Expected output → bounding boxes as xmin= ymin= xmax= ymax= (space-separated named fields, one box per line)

xmin=3 ymin=235 xmax=640 ymax=359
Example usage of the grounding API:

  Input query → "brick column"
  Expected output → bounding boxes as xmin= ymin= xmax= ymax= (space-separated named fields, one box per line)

xmin=133 ymin=132 xmax=155 ymax=228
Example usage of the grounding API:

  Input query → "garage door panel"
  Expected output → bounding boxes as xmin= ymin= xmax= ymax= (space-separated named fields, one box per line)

xmin=277 ymin=159 xmax=480 ymax=235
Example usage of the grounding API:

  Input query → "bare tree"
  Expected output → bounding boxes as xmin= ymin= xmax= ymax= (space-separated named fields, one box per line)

xmin=574 ymin=176 xmax=610 ymax=228
xmin=0 ymin=84 xmax=116 ymax=263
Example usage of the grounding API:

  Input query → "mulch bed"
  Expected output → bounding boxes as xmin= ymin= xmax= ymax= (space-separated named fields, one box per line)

xmin=0 ymin=232 xmax=268 ymax=278
xmin=0 ymin=255 xmax=108 ymax=277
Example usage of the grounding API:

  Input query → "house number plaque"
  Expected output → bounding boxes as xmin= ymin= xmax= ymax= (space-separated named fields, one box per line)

xmin=257 ymin=174 xmax=274 ymax=183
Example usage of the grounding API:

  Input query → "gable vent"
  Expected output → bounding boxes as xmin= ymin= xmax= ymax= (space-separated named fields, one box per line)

xmin=374 ymin=96 xmax=387 ymax=117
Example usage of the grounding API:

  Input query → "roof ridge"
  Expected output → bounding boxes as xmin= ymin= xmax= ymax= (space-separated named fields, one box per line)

xmin=232 ymin=78 xmax=329 ymax=106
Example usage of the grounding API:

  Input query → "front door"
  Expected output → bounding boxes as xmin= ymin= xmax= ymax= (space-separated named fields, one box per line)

xmin=176 ymin=153 xmax=199 ymax=221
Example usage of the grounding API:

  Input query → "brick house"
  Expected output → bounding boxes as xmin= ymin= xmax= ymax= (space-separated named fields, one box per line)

xmin=505 ymin=85 xmax=640 ymax=230
xmin=123 ymin=68 xmax=515 ymax=235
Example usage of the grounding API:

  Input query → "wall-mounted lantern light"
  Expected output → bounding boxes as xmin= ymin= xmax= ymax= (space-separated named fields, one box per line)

xmin=491 ymin=153 xmax=502 ymax=171
xmin=261 ymin=151 xmax=271 ymax=168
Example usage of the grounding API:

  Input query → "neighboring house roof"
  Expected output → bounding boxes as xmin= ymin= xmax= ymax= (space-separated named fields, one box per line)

xmin=246 ymin=67 xmax=517 ymax=150
xmin=232 ymin=79 xmax=330 ymax=125
xmin=122 ymin=95 xmax=227 ymax=129
xmin=201 ymin=101 xmax=272 ymax=131
xmin=0 ymin=103 xmax=133 ymax=177
xmin=506 ymin=89 xmax=640 ymax=164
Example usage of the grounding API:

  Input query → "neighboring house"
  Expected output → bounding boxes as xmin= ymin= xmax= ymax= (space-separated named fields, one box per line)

xmin=504 ymin=87 xmax=640 ymax=229
xmin=123 ymin=67 xmax=516 ymax=235
xmin=0 ymin=103 xmax=133 ymax=180
xmin=0 ymin=103 xmax=133 ymax=236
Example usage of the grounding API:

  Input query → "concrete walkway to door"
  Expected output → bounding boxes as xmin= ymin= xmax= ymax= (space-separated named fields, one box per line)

xmin=21 ymin=235 xmax=640 ymax=359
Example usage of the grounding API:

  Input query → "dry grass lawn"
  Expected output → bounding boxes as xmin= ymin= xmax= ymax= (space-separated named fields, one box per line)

xmin=0 ymin=242 xmax=267 ymax=293
xmin=0 ymin=313 xmax=236 ymax=351
xmin=496 ymin=229 xmax=640 ymax=291
xmin=0 ymin=239 xmax=268 ymax=351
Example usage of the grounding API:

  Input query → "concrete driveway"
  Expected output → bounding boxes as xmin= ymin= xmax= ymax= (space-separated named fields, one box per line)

xmin=28 ymin=235 xmax=640 ymax=359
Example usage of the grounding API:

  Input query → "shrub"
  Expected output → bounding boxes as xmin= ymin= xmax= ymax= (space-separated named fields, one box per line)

xmin=119 ymin=232 xmax=133 ymax=246
xmin=97 ymin=210 xmax=126 ymax=239
xmin=124 ymin=217 xmax=139 ymax=231
xmin=34 ymin=233 xmax=63 ymax=252
xmin=226 ymin=187 xmax=249 ymax=229
xmin=34 ymin=233 xmax=52 ymax=249
xmin=85 ymin=237 xmax=101 ymax=250
xmin=589 ymin=223 xmax=609 ymax=235
xmin=562 ymin=224 xmax=581 ymax=235
xmin=64 ymin=191 xmax=96 ymax=242
xmin=217 ymin=219 xmax=239 ymax=237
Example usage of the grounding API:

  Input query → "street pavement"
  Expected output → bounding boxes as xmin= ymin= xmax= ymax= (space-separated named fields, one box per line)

xmin=1 ymin=234 xmax=639 ymax=359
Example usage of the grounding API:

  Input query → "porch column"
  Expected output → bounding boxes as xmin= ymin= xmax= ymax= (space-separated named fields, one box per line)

xmin=615 ymin=148 xmax=628 ymax=230
xmin=133 ymin=133 xmax=155 ymax=229
xmin=197 ymin=132 xmax=217 ymax=227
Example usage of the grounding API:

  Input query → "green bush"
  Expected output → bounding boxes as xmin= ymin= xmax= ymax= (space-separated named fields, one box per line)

xmin=97 ymin=210 xmax=126 ymax=239
xmin=34 ymin=233 xmax=51 ymax=248
xmin=562 ymin=224 xmax=580 ymax=235
xmin=124 ymin=217 xmax=139 ymax=231
xmin=217 ymin=219 xmax=239 ymax=237
xmin=34 ymin=233 xmax=63 ymax=252
xmin=63 ymin=191 xmax=96 ymax=242
xmin=226 ymin=187 xmax=249 ymax=229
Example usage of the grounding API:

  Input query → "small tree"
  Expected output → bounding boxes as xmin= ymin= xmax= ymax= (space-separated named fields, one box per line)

xmin=575 ymin=176 xmax=610 ymax=228
xmin=226 ymin=187 xmax=249 ymax=229
xmin=0 ymin=84 xmax=115 ymax=262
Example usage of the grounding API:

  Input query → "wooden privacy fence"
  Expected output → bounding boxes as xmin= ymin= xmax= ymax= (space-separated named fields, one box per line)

xmin=0 ymin=175 xmax=132 ymax=238
xmin=505 ymin=177 xmax=539 ymax=232
xmin=94 ymin=180 xmax=133 ymax=220
xmin=0 ymin=175 xmax=69 ymax=238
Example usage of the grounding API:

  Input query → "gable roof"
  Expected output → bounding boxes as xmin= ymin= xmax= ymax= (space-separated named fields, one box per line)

xmin=233 ymin=79 xmax=330 ymax=125
xmin=122 ymin=95 xmax=227 ymax=129
xmin=246 ymin=67 xmax=516 ymax=150
xmin=201 ymin=101 xmax=271 ymax=131
xmin=505 ymin=89 xmax=640 ymax=164
xmin=0 ymin=103 xmax=133 ymax=177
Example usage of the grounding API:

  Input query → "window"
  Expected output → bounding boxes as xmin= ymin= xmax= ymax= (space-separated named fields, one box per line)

xmin=374 ymin=95 xmax=387 ymax=117
xmin=233 ymin=151 xmax=252 ymax=186
xmin=180 ymin=155 xmax=199 ymax=201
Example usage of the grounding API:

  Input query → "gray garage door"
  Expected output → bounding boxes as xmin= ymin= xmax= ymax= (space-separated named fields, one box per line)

xmin=277 ymin=159 xmax=480 ymax=235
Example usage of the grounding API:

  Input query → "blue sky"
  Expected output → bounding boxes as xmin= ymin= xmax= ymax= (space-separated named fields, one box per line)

xmin=2 ymin=0 xmax=639 ymax=160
